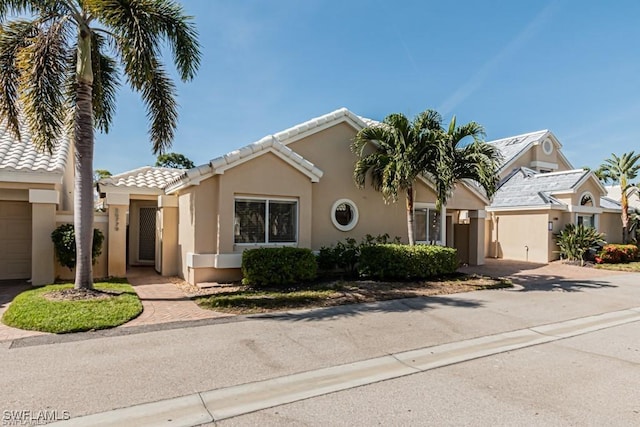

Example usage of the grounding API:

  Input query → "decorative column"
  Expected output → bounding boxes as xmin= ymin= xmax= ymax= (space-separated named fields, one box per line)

xmin=106 ymin=193 xmax=129 ymax=277
xmin=469 ymin=210 xmax=486 ymax=266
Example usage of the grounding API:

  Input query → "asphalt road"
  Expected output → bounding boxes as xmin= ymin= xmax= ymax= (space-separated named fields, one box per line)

xmin=1 ymin=270 xmax=639 ymax=426
xmin=217 ymin=321 xmax=640 ymax=426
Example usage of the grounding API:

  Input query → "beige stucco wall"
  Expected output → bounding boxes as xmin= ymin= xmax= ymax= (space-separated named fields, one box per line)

xmin=500 ymin=143 xmax=573 ymax=178
xmin=599 ymin=212 xmax=623 ymax=244
xmin=177 ymin=188 xmax=197 ymax=282
xmin=488 ymin=211 xmax=553 ymax=263
xmin=446 ymin=184 xmax=487 ymax=211
xmin=217 ymin=152 xmax=313 ymax=253
xmin=288 ymin=122 xmax=437 ymax=248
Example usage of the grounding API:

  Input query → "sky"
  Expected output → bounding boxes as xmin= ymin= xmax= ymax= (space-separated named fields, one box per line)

xmin=94 ymin=0 xmax=640 ymax=175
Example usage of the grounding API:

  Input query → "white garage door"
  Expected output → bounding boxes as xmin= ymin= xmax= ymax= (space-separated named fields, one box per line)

xmin=0 ymin=201 xmax=32 ymax=280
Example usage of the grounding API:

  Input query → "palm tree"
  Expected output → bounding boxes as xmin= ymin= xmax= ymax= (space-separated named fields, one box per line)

xmin=351 ymin=111 xmax=441 ymax=245
xmin=597 ymin=151 xmax=640 ymax=243
xmin=0 ymin=1 xmax=200 ymax=289
xmin=424 ymin=115 xmax=502 ymax=237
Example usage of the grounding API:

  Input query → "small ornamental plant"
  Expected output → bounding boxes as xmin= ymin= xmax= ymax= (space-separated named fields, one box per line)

xmin=51 ymin=224 xmax=104 ymax=270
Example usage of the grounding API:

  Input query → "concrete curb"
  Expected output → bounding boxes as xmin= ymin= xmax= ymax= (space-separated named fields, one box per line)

xmin=50 ymin=307 xmax=640 ymax=426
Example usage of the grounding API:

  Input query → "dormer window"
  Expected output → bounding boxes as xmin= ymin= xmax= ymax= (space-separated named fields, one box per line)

xmin=580 ymin=194 xmax=594 ymax=207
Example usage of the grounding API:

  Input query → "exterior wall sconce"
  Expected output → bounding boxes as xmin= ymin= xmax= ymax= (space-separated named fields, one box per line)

xmin=548 ymin=221 xmax=553 ymax=231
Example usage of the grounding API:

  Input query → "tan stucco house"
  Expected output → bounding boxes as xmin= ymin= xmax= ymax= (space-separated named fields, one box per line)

xmin=98 ymin=108 xmax=490 ymax=285
xmin=0 ymin=124 xmax=75 ymax=285
xmin=485 ymin=130 xmax=622 ymax=263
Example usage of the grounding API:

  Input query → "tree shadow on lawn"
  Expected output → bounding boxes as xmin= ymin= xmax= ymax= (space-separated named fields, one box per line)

xmin=0 ymin=280 xmax=31 ymax=311
xmin=509 ymin=274 xmax=617 ymax=292
xmin=248 ymin=294 xmax=484 ymax=322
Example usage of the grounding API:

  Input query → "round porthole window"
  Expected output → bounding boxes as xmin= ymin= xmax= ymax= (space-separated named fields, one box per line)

xmin=331 ymin=199 xmax=359 ymax=231
xmin=542 ymin=138 xmax=553 ymax=155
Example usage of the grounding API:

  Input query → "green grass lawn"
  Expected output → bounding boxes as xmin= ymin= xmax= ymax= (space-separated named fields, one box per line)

xmin=2 ymin=281 xmax=142 ymax=333
xmin=594 ymin=261 xmax=640 ymax=272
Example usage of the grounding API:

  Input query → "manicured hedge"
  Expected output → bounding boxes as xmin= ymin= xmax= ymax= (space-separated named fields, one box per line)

xmin=242 ymin=247 xmax=318 ymax=287
xmin=596 ymin=244 xmax=639 ymax=264
xmin=358 ymin=244 xmax=458 ymax=280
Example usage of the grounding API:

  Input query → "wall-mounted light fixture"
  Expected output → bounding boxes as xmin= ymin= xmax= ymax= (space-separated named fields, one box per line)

xmin=548 ymin=221 xmax=553 ymax=231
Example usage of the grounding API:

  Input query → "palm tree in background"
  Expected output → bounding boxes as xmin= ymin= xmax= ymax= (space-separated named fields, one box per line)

xmin=597 ymin=151 xmax=640 ymax=243
xmin=424 ymin=115 xmax=502 ymax=240
xmin=352 ymin=111 xmax=441 ymax=245
xmin=0 ymin=1 xmax=200 ymax=289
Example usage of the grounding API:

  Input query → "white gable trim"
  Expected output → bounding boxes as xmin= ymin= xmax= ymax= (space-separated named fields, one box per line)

xmin=0 ymin=170 xmax=62 ymax=184
xmin=487 ymin=205 xmax=567 ymax=212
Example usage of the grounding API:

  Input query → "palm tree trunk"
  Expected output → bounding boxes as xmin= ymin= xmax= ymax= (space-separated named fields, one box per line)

xmin=74 ymin=27 xmax=94 ymax=290
xmin=621 ymin=181 xmax=629 ymax=244
xmin=406 ymin=186 xmax=415 ymax=246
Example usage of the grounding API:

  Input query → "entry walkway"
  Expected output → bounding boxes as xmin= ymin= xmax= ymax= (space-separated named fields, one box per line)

xmin=122 ymin=267 xmax=229 ymax=327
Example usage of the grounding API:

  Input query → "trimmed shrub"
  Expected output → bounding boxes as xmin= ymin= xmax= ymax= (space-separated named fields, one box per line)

xmin=317 ymin=234 xmax=402 ymax=278
xmin=242 ymin=247 xmax=317 ymax=287
xmin=358 ymin=244 xmax=458 ymax=280
xmin=596 ymin=244 xmax=639 ymax=264
xmin=51 ymin=224 xmax=105 ymax=270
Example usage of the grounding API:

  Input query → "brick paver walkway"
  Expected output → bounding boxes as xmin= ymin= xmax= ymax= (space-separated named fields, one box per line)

xmin=123 ymin=267 xmax=230 ymax=327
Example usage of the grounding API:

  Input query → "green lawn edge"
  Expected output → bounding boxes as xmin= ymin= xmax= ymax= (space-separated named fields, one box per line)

xmin=2 ymin=281 xmax=143 ymax=334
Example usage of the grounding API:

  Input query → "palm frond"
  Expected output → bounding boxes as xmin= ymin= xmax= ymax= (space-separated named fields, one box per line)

xmin=90 ymin=32 xmax=119 ymax=133
xmin=0 ymin=19 xmax=36 ymax=139
xmin=88 ymin=0 xmax=200 ymax=83
xmin=140 ymin=61 xmax=177 ymax=154
xmin=16 ymin=18 xmax=69 ymax=152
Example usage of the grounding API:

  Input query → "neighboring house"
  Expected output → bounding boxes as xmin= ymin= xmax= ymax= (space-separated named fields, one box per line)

xmin=98 ymin=108 xmax=490 ymax=285
xmin=604 ymin=185 xmax=640 ymax=211
xmin=0 ymin=124 xmax=74 ymax=284
xmin=485 ymin=130 xmax=622 ymax=263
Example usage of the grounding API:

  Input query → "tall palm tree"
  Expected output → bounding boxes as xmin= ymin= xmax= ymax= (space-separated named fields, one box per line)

xmin=424 ymin=116 xmax=502 ymax=219
xmin=352 ymin=110 xmax=441 ymax=245
xmin=0 ymin=1 xmax=200 ymax=289
xmin=597 ymin=151 xmax=640 ymax=243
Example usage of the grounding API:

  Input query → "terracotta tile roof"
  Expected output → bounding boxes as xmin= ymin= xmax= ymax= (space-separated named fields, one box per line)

xmin=100 ymin=166 xmax=184 ymax=190
xmin=0 ymin=122 xmax=70 ymax=175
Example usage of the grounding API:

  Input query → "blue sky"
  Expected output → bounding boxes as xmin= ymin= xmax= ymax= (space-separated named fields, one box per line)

xmin=95 ymin=0 xmax=640 ymax=175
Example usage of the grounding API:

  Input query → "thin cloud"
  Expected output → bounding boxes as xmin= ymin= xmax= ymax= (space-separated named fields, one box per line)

xmin=438 ymin=1 xmax=559 ymax=115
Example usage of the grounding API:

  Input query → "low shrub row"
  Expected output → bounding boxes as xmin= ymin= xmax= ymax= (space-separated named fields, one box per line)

xmin=242 ymin=247 xmax=317 ymax=287
xmin=595 ymin=244 xmax=639 ymax=264
xmin=359 ymin=244 xmax=458 ymax=280
xmin=317 ymin=234 xmax=401 ymax=277
xmin=241 ymin=239 xmax=459 ymax=287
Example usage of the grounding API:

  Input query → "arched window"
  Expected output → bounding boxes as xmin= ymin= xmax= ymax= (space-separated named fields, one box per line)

xmin=580 ymin=193 xmax=594 ymax=207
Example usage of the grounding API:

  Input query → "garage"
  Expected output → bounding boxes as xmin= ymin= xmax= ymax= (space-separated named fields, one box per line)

xmin=0 ymin=201 xmax=32 ymax=280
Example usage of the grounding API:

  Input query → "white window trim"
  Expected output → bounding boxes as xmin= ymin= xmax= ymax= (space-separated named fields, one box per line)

xmin=331 ymin=198 xmax=359 ymax=231
xmin=234 ymin=196 xmax=299 ymax=245
xmin=542 ymin=138 xmax=554 ymax=155
xmin=576 ymin=213 xmax=598 ymax=230
xmin=413 ymin=203 xmax=445 ymax=245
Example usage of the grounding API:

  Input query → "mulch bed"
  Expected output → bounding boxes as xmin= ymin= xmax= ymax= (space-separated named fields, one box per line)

xmin=44 ymin=288 xmax=122 ymax=302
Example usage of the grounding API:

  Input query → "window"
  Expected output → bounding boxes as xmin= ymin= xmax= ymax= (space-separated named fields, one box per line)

xmin=331 ymin=199 xmax=359 ymax=231
xmin=542 ymin=138 xmax=553 ymax=155
xmin=580 ymin=193 xmax=594 ymax=207
xmin=577 ymin=214 xmax=595 ymax=228
xmin=234 ymin=198 xmax=297 ymax=244
xmin=415 ymin=208 xmax=440 ymax=243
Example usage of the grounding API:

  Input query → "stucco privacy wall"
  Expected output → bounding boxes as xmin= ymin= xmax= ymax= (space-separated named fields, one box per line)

xmin=599 ymin=212 xmax=623 ymax=244
xmin=287 ymin=122 xmax=438 ymax=248
xmin=488 ymin=211 xmax=552 ymax=263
